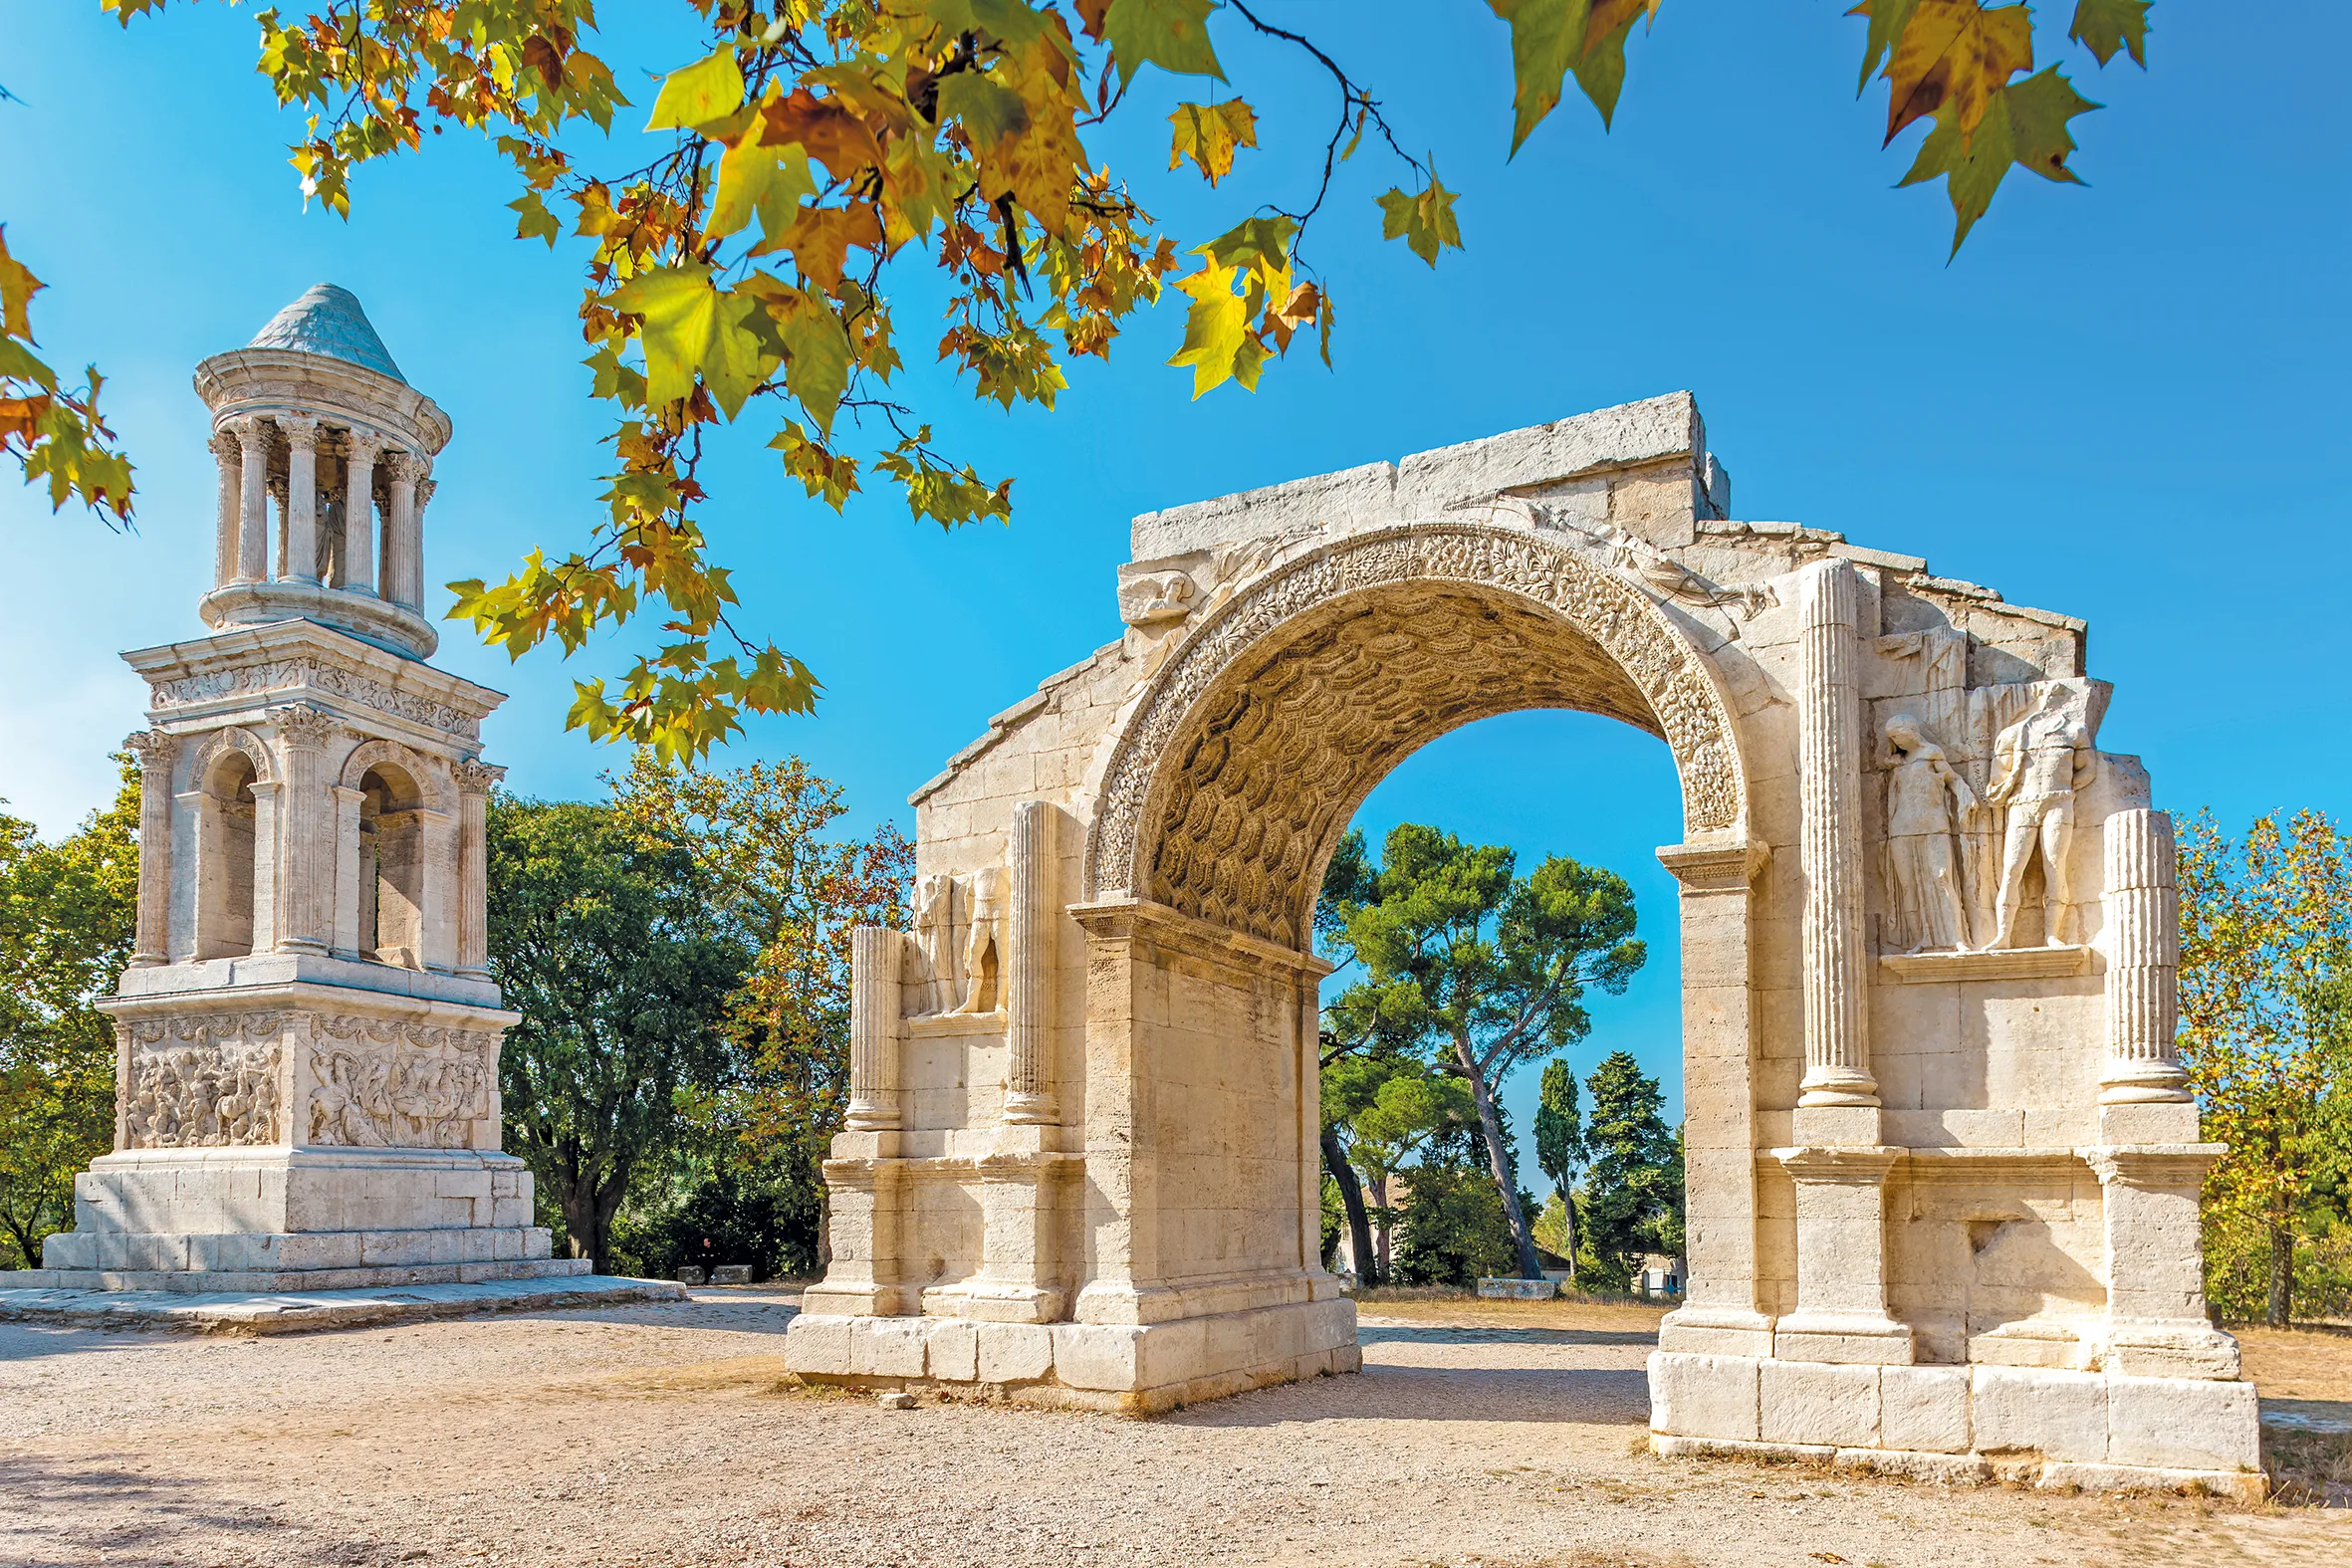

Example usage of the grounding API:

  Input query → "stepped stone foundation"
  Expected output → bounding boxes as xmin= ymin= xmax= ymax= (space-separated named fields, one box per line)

xmin=785 ymin=394 xmax=2256 ymax=1488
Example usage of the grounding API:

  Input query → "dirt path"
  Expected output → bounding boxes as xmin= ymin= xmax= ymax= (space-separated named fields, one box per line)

xmin=0 ymin=1292 xmax=2344 ymax=1568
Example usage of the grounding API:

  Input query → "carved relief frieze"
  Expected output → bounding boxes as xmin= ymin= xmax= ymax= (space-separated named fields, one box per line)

xmin=305 ymin=1015 xmax=498 ymax=1149
xmin=147 ymin=656 xmax=484 ymax=742
xmin=120 ymin=1014 xmax=284 ymax=1148
xmin=1086 ymin=522 xmax=1748 ymax=945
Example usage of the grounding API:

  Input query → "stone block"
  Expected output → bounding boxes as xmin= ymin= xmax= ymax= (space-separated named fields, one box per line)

xmin=710 ymin=1264 xmax=754 ymax=1285
xmin=2106 ymin=1376 xmax=2259 ymax=1472
xmin=1880 ymin=1365 xmax=1971 ymax=1454
xmin=1972 ymin=1365 xmax=2108 ymax=1461
xmin=1760 ymin=1359 xmax=1879 ymax=1449
xmin=491 ymin=1198 xmax=532 ymax=1229
xmin=1052 ymin=1323 xmax=1144 ymax=1390
xmin=1476 ymin=1277 xmax=1557 ymax=1300
xmin=675 ymin=1266 xmax=707 ymax=1285
xmin=850 ymin=1317 xmax=929 ymax=1378
xmin=784 ymin=1314 xmax=853 ymax=1377
xmin=977 ymin=1322 xmax=1056 ymax=1384
xmin=926 ymin=1319 xmax=979 ymax=1382
xmin=1648 ymin=1351 xmax=1760 ymax=1442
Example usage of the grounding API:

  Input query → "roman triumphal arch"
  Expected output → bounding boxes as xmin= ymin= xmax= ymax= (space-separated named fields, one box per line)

xmin=785 ymin=393 xmax=2259 ymax=1492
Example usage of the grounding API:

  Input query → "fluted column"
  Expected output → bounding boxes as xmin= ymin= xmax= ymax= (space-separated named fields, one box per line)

xmin=384 ymin=451 xmax=424 ymax=609
xmin=232 ymin=416 xmax=272 ymax=583
xmin=279 ymin=414 xmax=321 ymax=583
xmin=2101 ymin=808 xmax=2190 ymax=1103
xmin=453 ymin=758 xmax=504 ymax=980
xmin=342 ymin=431 xmax=381 ymax=597
xmin=331 ymin=784 xmax=365 ymax=959
xmin=124 ymin=731 xmax=176 ymax=968
xmin=209 ymin=431 xmax=241 ymax=589
xmin=845 ymin=926 xmax=903 ymax=1131
xmin=1797 ymin=559 xmax=1876 ymax=1107
xmin=1004 ymin=800 xmax=1058 ymax=1125
xmin=269 ymin=705 xmax=335 ymax=954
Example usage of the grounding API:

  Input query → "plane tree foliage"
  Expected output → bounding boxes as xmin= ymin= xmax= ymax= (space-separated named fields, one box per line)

xmin=12 ymin=2 xmax=2156 ymax=754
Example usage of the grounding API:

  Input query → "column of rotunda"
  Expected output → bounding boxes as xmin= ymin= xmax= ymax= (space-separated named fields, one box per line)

xmin=206 ymin=411 xmax=432 ymax=606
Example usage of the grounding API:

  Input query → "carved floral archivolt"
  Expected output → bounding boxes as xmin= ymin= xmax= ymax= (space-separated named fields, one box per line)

xmin=1086 ymin=522 xmax=1748 ymax=946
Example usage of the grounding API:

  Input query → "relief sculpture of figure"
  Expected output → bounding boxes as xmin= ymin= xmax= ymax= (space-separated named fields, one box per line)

xmin=1879 ymin=713 xmax=1979 ymax=953
xmin=911 ymin=873 xmax=956 ymax=1015
xmin=953 ymin=867 xmax=1007 ymax=1013
xmin=1986 ymin=684 xmax=2099 ymax=948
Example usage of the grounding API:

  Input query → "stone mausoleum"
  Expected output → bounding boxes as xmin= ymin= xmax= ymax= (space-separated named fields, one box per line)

xmin=784 ymin=393 xmax=2260 ymax=1494
xmin=23 ymin=286 xmax=579 ymax=1292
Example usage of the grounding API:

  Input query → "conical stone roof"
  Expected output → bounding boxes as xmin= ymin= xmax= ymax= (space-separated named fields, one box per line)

xmin=246 ymin=283 xmax=405 ymax=383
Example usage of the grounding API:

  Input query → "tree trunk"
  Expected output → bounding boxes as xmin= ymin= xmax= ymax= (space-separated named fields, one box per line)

xmin=1320 ymin=1125 xmax=1377 ymax=1285
xmin=1457 ymin=1035 xmax=1542 ymax=1280
xmin=2266 ymin=1218 xmax=2295 ymax=1327
xmin=1560 ymin=1186 xmax=1579 ymax=1287
xmin=1370 ymin=1173 xmax=1391 ymax=1279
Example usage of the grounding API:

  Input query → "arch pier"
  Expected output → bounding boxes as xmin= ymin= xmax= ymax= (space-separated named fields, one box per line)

xmin=786 ymin=393 xmax=2258 ymax=1494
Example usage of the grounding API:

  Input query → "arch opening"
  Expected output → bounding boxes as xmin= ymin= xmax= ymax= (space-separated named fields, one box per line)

xmin=359 ymin=762 xmax=427 ymax=969
xmin=195 ymin=750 xmax=260 ymax=960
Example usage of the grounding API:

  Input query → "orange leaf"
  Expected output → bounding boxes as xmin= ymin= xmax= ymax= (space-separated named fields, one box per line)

xmin=758 ymin=203 xmax=884 ymax=290
xmin=1883 ymin=0 xmax=2034 ymax=147
xmin=760 ymin=88 xmax=885 ymax=181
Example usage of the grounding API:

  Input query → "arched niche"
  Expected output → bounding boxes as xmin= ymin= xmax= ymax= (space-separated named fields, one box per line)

xmin=187 ymin=728 xmax=276 ymax=960
xmin=342 ymin=745 xmax=438 ymax=969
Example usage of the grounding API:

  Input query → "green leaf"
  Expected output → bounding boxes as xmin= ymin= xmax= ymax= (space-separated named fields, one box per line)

xmin=644 ymin=47 xmax=745 ymax=133
xmin=1204 ymin=214 xmax=1295 ymax=274
xmin=777 ymin=295 xmax=853 ymax=433
xmin=1490 ymin=0 xmax=1642 ymax=148
xmin=2068 ymin=0 xmax=2149 ymax=67
xmin=1900 ymin=66 xmax=2099 ymax=255
xmin=508 ymin=192 xmax=561 ymax=248
xmin=1165 ymin=257 xmax=1252 ymax=398
xmin=607 ymin=265 xmax=768 ymax=417
xmin=936 ymin=71 xmax=1032 ymax=153
xmin=920 ymin=0 xmax=1054 ymax=49
xmin=709 ymin=136 xmax=817 ymax=243
xmin=1850 ymin=0 xmax=1923 ymax=94
xmin=1377 ymin=175 xmax=1464 ymax=267
xmin=1102 ymin=0 xmax=1223 ymax=86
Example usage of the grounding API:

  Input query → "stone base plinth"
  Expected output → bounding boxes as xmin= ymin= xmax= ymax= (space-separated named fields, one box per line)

xmin=39 ymin=1146 xmax=565 ymax=1294
xmin=1477 ymin=1277 xmax=1558 ymax=1300
xmin=1648 ymin=1351 xmax=2261 ymax=1493
xmin=0 ymin=1270 xmax=676 ymax=1334
xmin=785 ymin=1296 xmax=1360 ymax=1414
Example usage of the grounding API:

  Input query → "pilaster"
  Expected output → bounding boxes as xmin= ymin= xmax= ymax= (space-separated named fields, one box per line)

xmin=1797 ymin=558 xmax=1876 ymax=1107
xmin=269 ymin=705 xmax=336 ymax=955
xmin=1771 ymin=1127 xmax=1913 ymax=1364
xmin=453 ymin=759 xmax=502 ymax=979
xmin=2086 ymin=1132 xmax=2240 ymax=1378
xmin=124 ymin=731 xmax=176 ymax=969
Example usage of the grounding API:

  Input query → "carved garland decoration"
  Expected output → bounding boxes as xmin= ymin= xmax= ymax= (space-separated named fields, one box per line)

xmin=148 ymin=656 xmax=485 ymax=742
xmin=1086 ymin=522 xmax=1747 ymax=942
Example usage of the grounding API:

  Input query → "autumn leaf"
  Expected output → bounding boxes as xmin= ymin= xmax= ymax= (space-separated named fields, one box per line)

xmin=0 ymin=228 xmax=41 ymax=341
xmin=508 ymin=192 xmax=562 ymax=247
xmin=1103 ymin=0 xmax=1224 ymax=85
xmin=1377 ymin=174 xmax=1464 ymax=267
xmin=2069 ymin=0 xmax=2150 ymax=68
xmin=1900 ymin=66 xmax=2098 ymax=253
xmin=1166 ymin=257 xmax=1254 ymax=397
xmin=773 ymin=292 xmax=853 ymax=432
xmin=1880 ymin=0 xmax=2034 ymax=148
xmin=919 ymin=0 xmax=1055 ymax=50
xmin=1168 ymin=99 xmax=1257 ymax=185
xmin=1849 ymin=0 xmax=1921 ymax=94
xmin=1491 ymin=0 xmax=1651 ymax=148
xmin=645 ymin=46 xmax=745 ymax=132
xmin=762 ymin=202 xmax=884 ymax=290
xmin=761 ymin=88 xmax=886 ymax=181
xmin=609 ymin=265 xmax=768 ymax=417
xmin=711 ymin=134 xmax=818 ymax=245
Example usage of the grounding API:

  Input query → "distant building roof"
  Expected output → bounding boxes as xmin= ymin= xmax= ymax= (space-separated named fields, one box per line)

xmin=246 ymin=284 xmax=405 ymax=383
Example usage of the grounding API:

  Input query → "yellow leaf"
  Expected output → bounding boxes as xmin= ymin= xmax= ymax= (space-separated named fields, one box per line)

xmin=1882 ymin=0 xmax=2034 ymax=148
xmin=1168 ymin=99 xmax=1258 ymax=186
xmin=645 ymin=47 xmax=745 ymax=132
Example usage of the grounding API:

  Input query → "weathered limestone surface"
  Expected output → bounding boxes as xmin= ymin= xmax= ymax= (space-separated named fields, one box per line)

xmin=11 ymin=286 xmax=585 ymax=1297
xmin=783 ymin=392 xmax=2253 ymax=1482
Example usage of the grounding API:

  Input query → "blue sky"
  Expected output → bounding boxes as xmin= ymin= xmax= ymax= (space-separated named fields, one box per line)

xmin=5 ymin=4 xmax=2347 ymax=1157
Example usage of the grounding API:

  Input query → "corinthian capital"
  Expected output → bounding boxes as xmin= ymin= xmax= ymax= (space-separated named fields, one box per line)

xmin=269 ymin=704 xmax=337 ymax=748
xmin=275 ymin=411 xmax=321 ymax=449
xmin=452 ymin=758 xmax=507 ymax=795
xmin=123 ymin=730 xmax=177 ymax=771
xmin=386 ymin=448 xmax=430 ymax=484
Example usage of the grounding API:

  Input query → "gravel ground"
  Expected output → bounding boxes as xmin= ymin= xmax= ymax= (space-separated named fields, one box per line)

xmin=1 ymin=1290 xmax=2345 ymax=1568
